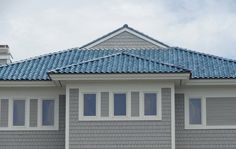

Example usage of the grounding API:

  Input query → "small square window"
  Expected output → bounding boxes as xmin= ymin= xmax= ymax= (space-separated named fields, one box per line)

xmin=13 ymin=100 xmax=25 ymax=126
xmin=114 ymin=93 xmax=126 ymax=116
xmin=42 ymin=100 xmax=55 ymax=126
xmin=84 ymin=94 xmax=96 ymax=116
xmin=144 ymin=93 xmax=157 ymax=116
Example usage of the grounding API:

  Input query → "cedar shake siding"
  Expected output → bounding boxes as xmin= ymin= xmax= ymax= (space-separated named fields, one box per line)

xmin=0 ymin=95 xmax=65 ymax=149
xmin=175 ymin=94 xmax=236 ymax=149
xmin=69 ymin=88 xmax=172 ymax=149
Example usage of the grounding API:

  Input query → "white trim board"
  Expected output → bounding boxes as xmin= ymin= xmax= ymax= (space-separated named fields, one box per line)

xmin=49 ymin=73 xmax=190 ymax=81
xmin=0 ymin=81 xmax=56 ymax=87
xmin=65 ymin=86 xmax=70 ymax=149
xmin=183 ymin=79 xmax=236 ymax=86
xmin=82 ymin=27 xmax=168 ymax=49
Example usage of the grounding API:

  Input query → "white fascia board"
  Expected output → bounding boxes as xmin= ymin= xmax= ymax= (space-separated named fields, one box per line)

xmin=84 ymin=28 xmax=168 ymax=49
xmin=184 ymin=79 xmax=236 ymax=86
xmin=0 ymin=81 xmax=56 ymax=87
xmin=49 ymin=73 xmax=190 ymax=81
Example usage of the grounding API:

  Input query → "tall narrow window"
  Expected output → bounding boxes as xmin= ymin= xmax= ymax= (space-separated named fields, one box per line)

xmin=144 ymin=93 xmax=157 ymax=115
xmin=84 ymin=94 xmax=96 ymax=116
xmin=114 ymin=93 xmax=126 ymax=116
xmin=42 ymin=100 xmax=55 ymax=126
xmin=13 ymin=100 xmax=25 ymax=126
xmin=189 ymin=98 xmax=202 ymax=124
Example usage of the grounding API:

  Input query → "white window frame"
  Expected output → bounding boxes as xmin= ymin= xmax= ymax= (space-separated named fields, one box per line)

xmin=0 ymin=97 xmax=59 ymax=131
xmin=79 ymin=92 xmax=99 ymax=120
xmin=185 ymin=95 xmax=236 ymax=129
xmin=112 ymin=92 xmax=128 ymax=119
xmin=78 ymin=90 xmax=162 ymax=121
xmin=11 ymin=99 xmax=28 ymax=128
xmin=141 ymin=91 xmax=162 ymax=120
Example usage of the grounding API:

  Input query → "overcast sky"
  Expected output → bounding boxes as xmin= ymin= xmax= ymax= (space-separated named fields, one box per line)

xmin=1 ymin=0 xmax=236 ymax=61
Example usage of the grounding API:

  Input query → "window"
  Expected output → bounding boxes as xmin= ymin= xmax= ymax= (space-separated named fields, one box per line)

xmin=78 ymin=90 xmax=162 ymax=121
xmin=186 ymin=96 xmax=236 ymax=129
xmin=114 ymin=93 xmax=126 ymax=116
xmin=13 ymin=100 xmax=25 ymax=126
xmin=0 ymin=98 xmax=58 ymax=130
xmin=144 ymin=93 xmax=157 ymax=116
xmin=83 ymin=94 xmax=96 ymax=116
xmin=189 ymin=98 xmax=202 ymax=124
xmin=42 ymin=100 xmax=54 ymax=126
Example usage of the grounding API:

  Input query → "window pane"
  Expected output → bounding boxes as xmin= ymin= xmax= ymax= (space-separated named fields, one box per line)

xmin=13 ymin=100 xmax=25 ymax=126
xmin=42 ymin=100 xmax=54 ymax=126
xmin=84 ymin=94 xmax=96 ymax=116
xmin=114 ymin=93 xmax=126 ymax=116
xmin=144 ymin=93 xmax=157 ymax=115
xmin=189 ymin=98 xmax=202 ymax=124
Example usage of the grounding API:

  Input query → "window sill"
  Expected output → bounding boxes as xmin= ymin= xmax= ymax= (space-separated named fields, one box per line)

xmin=0 ymin=126 xmax=59 ymax=131
xmin=78 ymin=116 xmax=162 ymax=121
xmin=185 ymin=125 xmax=236 ymax=130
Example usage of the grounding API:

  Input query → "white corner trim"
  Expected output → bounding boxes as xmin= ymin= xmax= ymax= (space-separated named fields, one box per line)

xmin=171 ymin=86 xmax=175 ymax=149
xmin=65 ymin=86 xmax=70 ymax=149
xmin=83 ymin=27 xmax=168 ymax=49
xmin=184 ymin=95 xmax=236 ymax=130
xmin=50 ymin=73 xmax=190 ymax=81
xmin=0 ymin=81 xmax=56 ymax=87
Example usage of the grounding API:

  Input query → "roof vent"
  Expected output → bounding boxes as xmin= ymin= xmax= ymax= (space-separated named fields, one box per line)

xmin=0 ymin=45 xmax=12 ymax=65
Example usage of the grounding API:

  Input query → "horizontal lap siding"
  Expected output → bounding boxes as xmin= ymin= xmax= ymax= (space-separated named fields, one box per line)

xmin=175 ymin=94 xmax=236 ymax=149
xmin=69 ymin=88 xmax=171 ymax=149
xmin=0 ymin=95 xmax=65 ymax=149
xmin=91 ymin=31 xmax=160 ymax=49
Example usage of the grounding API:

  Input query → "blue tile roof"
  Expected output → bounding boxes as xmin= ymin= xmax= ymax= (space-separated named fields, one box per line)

xmin=0 ymin=47 xmax=236 ymax=80
xmin=49 ymin=52 xmax=189 ymax=74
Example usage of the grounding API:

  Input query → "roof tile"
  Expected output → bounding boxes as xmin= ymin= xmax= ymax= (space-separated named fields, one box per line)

xmin=0 ymin=47 xmax=236 ymax=80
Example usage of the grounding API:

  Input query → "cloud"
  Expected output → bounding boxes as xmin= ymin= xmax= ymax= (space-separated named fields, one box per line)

xmin=0 ymin=0 xmax=236 ymax=60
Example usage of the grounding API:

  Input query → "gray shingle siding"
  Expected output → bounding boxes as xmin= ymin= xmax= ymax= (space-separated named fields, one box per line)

xmin=29 ymin=99 xmax=38 ymax=127
xmin=175 ymin=94 xmax=236 ymax=149
xmin=101 ymin=92 xmax=109 ymax=117
xmin=91 ymin=31 xmax=160 ymax=49
xmin=69 ymin=88 xmax=172 ymax=149
xmin=0 ymin=99 xmax=9 ymax=127
xmin=0 ymin=95 xmax=65 ymax=149
xmin=131 ymin=92 xmax=139 ymax=117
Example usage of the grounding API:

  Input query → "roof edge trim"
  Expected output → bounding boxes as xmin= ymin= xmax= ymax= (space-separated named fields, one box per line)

xmin=49 ymin=73 xmax=190 ymax=81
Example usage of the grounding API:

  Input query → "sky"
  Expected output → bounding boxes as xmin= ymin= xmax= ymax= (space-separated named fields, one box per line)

xmin=0 ymin=0 xmax=236 ymax=61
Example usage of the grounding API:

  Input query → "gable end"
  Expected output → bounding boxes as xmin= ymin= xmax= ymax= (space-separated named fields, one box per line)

xmin=81 ymin=24 xmax=169 ymax=49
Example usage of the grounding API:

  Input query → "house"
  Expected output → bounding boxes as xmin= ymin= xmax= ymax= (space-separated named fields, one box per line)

xmin=0 ymin=24 xmax=236 ymax=149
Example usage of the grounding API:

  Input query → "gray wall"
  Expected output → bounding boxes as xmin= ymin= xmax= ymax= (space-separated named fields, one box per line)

xmin=91 ymin=31 xmax=160 ymax=49
xmin=69 ymin=88 xmax=172 ymax=149
xmin=0 ymin=95 xmax=65 ymax=149
xmin=206 ymin=97 xmax=236 ymax=125
xmin=175 ymin=94 xmax=236 ymax=149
